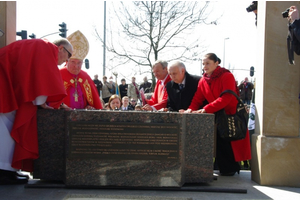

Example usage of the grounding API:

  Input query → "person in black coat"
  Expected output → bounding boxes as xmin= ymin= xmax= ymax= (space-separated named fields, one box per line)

xmin=165 ymin=61 xmax=201 ymax=112
xmin=93 ymin=74 xmax=103 ymax=96
xmin=139 ymin=76 xmax=152 ymax=93
xmin=119 ymin=78 xmax=128 ymax=99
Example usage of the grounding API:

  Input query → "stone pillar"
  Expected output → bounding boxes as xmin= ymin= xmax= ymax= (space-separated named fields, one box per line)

xmin=0 ymin=1 xmax=16 ymax=48
xmin=252 ymin=1 xmax=300 ymax=187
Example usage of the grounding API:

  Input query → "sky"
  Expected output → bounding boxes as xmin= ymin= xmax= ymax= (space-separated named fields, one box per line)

xmin=16 ymin=1 xmax=257 ymax=84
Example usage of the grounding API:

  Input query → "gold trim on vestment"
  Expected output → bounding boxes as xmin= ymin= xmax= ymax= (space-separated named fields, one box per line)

xmin=83 ymin=79 xmax=93 ymax=106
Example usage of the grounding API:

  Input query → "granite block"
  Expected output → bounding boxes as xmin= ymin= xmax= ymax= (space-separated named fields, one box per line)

xmin=185 ymin=114 xmax=214 ymax=183
xmin=34 ymin=110 xmax=214 ymax=187
xmin=33 ymin=109 xmax=65 ymax=181
xmin=65 ymin=110 xmax=185 ymax=187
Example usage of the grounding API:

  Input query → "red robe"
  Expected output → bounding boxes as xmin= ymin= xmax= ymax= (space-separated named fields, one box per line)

xmin=0 ymin=39 xmax=67 ymax=171
xmin=189 ymin=69 xmax=251 ymax=162
xmin=58 ymin=67 xmax=102 ymax=109
xmin=146 ymin=75 xmax=171 ymax=110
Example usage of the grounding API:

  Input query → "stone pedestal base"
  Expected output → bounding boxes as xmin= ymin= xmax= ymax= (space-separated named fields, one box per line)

xmin=34 ymin=109 xmax=214 ymax=187
xmin=251 ymin=134 xmax=300 ymax=187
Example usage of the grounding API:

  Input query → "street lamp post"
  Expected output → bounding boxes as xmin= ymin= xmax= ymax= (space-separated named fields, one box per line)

xmin=103 ymin=1 xmax=106 ymax=76
xmin=223 ymin=37 xmax=229 ymax=68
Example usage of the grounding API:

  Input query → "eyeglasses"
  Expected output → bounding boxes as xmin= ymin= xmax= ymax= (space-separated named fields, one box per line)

xmin=131 ymin=100 xmax=136 ymax=102
xmin=63 ymin=46 xmax=72 ymax=59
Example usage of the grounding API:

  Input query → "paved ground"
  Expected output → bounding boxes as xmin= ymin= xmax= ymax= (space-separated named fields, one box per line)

xmin=0 ymin=170 xmax=299 ymax=200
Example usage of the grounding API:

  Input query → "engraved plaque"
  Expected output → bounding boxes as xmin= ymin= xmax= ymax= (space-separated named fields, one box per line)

xmin=69 ymin=122 xmax=179 ymax=160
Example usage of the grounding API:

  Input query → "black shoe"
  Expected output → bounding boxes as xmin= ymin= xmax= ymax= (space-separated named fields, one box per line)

xmin=213 ymin=162 xmax=219 ymax=170
xmin=242 ymin=160 xmax=248 ymax=170
xmin=220 ymin=170 xmax=240 ymax=176
xmin=0 ymin=170 xmax=28 ymax=185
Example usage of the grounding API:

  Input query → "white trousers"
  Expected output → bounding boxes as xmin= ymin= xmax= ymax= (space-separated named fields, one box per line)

xmin=0 ymin=96 xmax=47 ymax=171
xmin=0 ymin=111 xmax=17 ymax=171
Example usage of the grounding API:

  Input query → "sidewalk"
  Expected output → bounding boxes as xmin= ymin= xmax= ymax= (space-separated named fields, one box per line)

xmin=0 ymin=170 xmax=299 ymax=200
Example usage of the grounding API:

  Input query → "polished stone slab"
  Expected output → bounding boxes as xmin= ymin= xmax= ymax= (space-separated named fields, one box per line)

xmin=33 ymin=109 xmax=65 ymax=181
xmin=33 ymin=109 xmax=214 ymax=187
xmin=184 ymin=114 xmax=214 ymax=183
xmin=65 ymin=110 xmax=185 ymax=187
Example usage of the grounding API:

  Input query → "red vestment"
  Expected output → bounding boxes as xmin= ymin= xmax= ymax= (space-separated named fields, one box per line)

xmin=189 ymin=69 xmax=251 ymax=162
xmin=0 ymin=39 xmax=67 ymax=171
xmin=58 ymin=67 xmax=102 ymax=109
xmin=146 ymin=75 xmax=171 ymax=110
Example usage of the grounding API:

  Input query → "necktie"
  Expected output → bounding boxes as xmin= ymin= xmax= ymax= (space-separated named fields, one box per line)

xmin=179 ymin=84 xmax=184 ymax=90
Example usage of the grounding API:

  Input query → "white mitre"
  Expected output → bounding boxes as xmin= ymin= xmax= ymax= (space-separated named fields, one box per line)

xmin=67 ymin=30 xmax=89 ymax=60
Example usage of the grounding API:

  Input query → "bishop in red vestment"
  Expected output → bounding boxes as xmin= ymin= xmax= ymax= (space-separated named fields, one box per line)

xmin=59 ymin=67 xmax=102 ymax=109
xmin=55 ymin=30 xmax=102 ymax=110
xmin=0 ymin=38 xmax=72 ymax=184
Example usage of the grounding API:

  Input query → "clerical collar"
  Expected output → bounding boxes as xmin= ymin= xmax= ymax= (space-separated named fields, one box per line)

xmin=160 ymin=74 xmax=169 ymax=86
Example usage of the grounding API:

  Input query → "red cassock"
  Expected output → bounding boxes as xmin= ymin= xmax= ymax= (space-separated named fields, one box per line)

xmin=59 ymin=67 xmax=102 ymax=109
xmin=146 ymin=75 xmax=171 ymax=110
xmin=189 ymin=70 xmax=251 ymax=162
xmin=0 ymin=39 xmax=67 ymax=171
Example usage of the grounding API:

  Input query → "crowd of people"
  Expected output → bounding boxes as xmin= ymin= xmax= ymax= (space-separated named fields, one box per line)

xmin=0 ymin=29 xmax=254 ymax=185
xmin=92 ymin=74 xmax=153 ymax=107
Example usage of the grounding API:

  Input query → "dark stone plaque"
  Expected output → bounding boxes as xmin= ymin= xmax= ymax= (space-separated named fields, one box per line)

xmin=69 ymin=122 xmax=179 ymax=160
xmin=35 ymin=110 xmax=214 ymax=187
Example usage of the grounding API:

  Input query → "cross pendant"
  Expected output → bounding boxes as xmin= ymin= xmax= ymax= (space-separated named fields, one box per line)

xmin=74 ymin=94 xmax=78 ymax=102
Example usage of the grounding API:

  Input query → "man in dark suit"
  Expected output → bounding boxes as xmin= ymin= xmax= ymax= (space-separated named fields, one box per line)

xmin=121 ymin=96 xmax=133 ymax=111
xmin=165 ymin=61 xmax=201 ymax=112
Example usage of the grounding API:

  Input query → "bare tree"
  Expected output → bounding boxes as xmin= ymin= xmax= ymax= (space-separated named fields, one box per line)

xmin=95 ymin=1 xmax=218 ymax=90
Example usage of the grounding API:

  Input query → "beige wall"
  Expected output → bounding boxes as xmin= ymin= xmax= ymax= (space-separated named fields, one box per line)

xmin=0 ymin=1 xmax=16 ymax=48
xmin=252 ymin=1 xmax=300 ymax=187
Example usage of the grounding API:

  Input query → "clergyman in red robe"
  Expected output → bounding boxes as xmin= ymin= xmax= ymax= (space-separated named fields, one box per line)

xmin=0 ymin=38 xmax=72 ymax=184
xmin=53 ymin=30 xmax=102 ymax=110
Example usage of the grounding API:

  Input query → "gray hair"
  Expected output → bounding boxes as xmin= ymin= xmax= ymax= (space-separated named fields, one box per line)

xmin=153 ymin=60 xmax=168 ymax=69
xmin=53 ymin=38 xmax=72 ymax=47
xmin=170 ymin=61 xmax=186 ymax=70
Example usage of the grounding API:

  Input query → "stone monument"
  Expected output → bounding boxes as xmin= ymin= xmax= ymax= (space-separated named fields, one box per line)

xmin=34 ymin=109 xmax=214 ymax=187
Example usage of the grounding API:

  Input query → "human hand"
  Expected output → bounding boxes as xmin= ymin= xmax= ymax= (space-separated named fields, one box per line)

xmin=39 ymin=103 xmax=54 ymax=109
xmin=85 ymin=105 xmax=95 ymax=110
xmin=158 ymin=108 xmax=168 ymax=112
xmin=289 ymin=6 xmax=299 ymax=23
xmin=60 ymin=103 xmax=72 ymax=111
xmin=178 ymin=109 xmax=185 ymax=113
xmin=142 ymin=104 xmax=153 ymax=111
xmin=192 ymin=109 xmax=206 ymax=113
xmin=183 ymin=109 xmax=192 ymax=113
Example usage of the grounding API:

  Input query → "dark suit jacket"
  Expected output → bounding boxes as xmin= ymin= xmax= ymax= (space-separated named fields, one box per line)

xmin=139 ymin=82 xmax=152 ymax=93
xmin=121 ymin=105 xmax=133 ymax=111
xmin=166 ymin=72 xmax=201 ymax=111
